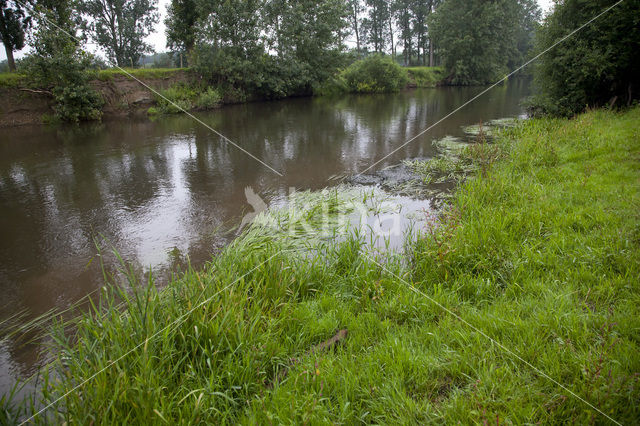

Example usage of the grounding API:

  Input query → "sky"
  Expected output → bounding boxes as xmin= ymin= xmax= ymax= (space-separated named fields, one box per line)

xmin=1 ymin=0 xmax=555 ymax=62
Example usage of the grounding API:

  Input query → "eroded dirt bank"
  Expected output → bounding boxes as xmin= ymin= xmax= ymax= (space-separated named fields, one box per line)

xmin=0 ymin=71 xmax=191 ymax=128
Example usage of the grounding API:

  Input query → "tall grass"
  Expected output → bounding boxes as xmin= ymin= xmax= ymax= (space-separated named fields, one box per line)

xmin=0 ymin=73 xmax=26 ymax=88
xmin=406 ymin=66 xmax=445 ymax=88
xmin=10 ymin=108 xmax=640 ymax=424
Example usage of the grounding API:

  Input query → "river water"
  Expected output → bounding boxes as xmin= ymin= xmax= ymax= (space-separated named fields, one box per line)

xmin=0 ymin=79 xmax=530 ymax=397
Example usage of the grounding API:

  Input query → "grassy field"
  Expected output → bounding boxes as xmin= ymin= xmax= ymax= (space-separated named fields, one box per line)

xmin=7 ymin=108 xmax=639 ymax=424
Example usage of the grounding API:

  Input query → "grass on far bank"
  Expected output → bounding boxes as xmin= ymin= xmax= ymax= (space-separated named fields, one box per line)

xmin=0 ymin=68 xmax=188 ymax=87
xmin=406 ymin=66 xmax=445 ymax=87
xmin=92 ymin=67 xmax=190 ymax=81
xmin=7 ymin=108 xmax=640 ymax=424
xmin=0 ymin=72 xmax=26 ymax=88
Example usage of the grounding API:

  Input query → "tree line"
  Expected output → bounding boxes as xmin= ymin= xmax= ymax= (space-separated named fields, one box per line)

xmin=2 ymin=0 xmax=637 ymax=119
xmin=2 ymin=1 xmax=537 ymax=75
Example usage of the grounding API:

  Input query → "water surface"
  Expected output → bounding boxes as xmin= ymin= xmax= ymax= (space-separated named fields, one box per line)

xmin=0 ymin=79 xmax=530 ymax=395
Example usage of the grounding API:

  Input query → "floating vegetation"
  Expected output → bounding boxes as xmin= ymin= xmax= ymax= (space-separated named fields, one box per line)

xmin=463 ymin=117 xmax=520 ymax=137
xmin=247 ymin=185 xmax=432 ymax=254
xmin=462 ymin=123 xmax=495 ymax=137
xmin=487 ymin=117 xmax=519 ymax=128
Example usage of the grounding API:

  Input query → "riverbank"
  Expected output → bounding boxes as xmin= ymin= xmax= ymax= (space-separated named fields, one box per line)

xmin=0 ymin=66 xmax=444 ymax=128
xmin=6 ymin=107 xmax=638 ymax=423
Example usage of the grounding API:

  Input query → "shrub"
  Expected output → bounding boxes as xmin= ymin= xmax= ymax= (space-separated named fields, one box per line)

xmin=151 ymin=83 xmax=221 ymax=115
xmin=341 ymin=55 xmax=408 ymax=94
xmin=195 ymin=87 xmax=222 ymax=109
xmin=22 ymin=51 xmax=104 ymax=123
xmin=52 ymin=85 xmax=103 ymax=122
xmin=21 ymin=24 xmax=104 ymax=123
xmin=153 ymin=84 xmax=195 ymax=114
xmin=406 ymin=67 xmax=445 ymax=88
xmin=531 ymin=0 xmax=640 ymax=116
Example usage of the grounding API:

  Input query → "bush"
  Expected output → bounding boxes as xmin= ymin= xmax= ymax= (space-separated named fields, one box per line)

xmin=341 ymin=55 xmax=408 ymax=94
xmin=531 ymin=0 xmax=640 ymax=116
xmin=406 ymin=67 xmax=445 ymax=88
xmin=21 ymin=23 xmax=104 ymax=123
xmin=150 ymin=83 xmax=222 ymax=115
xmin=22 ymin=51 xmax=104 ymax=123
xmin=52 ymin=85 xmax=103 ymax=122
xmin=192 ymin=46 xmax=311 ymax=100
xmin=195 ymin=87 xmax=222 ymax=109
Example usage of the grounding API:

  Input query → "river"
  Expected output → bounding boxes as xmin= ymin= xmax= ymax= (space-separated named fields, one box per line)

xmin=0 ymin=79 xmax=530 ymax=397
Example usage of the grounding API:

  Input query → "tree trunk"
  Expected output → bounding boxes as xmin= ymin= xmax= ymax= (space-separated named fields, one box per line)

xmin=429 ymin=39 xmax=434 ymax=67
xmin=5 ymin=45 xmax=16 ymax=72
xmin=389 ymin=18 xmax=395 ymax=58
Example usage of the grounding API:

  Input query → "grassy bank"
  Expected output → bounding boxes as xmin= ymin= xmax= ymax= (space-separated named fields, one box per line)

xmin=92 ymin=67 xmax=189 ymax=81
xmin=406 ymin=66 xmax=445 ymax=88
xmin=8 ymin=108 xmax=640 ymax=424
xmin=0 ymin=73 xmax=26 ymax=88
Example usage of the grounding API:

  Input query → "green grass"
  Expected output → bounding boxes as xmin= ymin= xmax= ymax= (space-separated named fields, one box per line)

xmin=0 ymin=72 xmax=26 ymax=88
xmin=406 ymin=66 xmax=445 ymax=87
xmin=148 ymin=83 xmax=222 ymax=116
xmin=8 ymin=108 xmax=640 ymax=424
xmin=93 ymin=67 xmax=190 ymax=81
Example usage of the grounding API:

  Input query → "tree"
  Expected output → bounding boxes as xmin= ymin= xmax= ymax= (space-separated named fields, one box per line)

xmin=393 ymin=0 xmax=413 ymax=65
xmin=274 ymin=0 xmax=348 ymax=80
xmin=0 ymin=0 xmax=31 ymax=71
xmin=347 ymin=0 xmax=364 ymax=54
xmin=24 ymin=1 xmax=103 ymax=122
xmin=362 ymin=0 xmax=390 ymax=54
xmin=533 ymin=0 xmax=640 ymax=116
xmin=409 ymin=0 xmax=428 ymax=65
xmin=429 ymin=0 xmax=540 ymax=85
xmin=165 ymin=0 xmax=199 ymax=66
xmin=80 ymin=0 xmax=159 ymax=67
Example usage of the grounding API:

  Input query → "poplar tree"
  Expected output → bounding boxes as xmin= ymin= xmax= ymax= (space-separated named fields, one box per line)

xmin=80 ymin=0 xmax=159 ymax=67
xmin=0 ymin=0 xmax=30 ymax=71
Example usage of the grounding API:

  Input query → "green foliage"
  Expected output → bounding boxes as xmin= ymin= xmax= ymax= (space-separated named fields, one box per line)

xmin=51 ymin=84 xmax=103 ymax=122
xmin=342 ymin=55 xmax=408 ymax=93
xmin=192 ymin=47 xmax=311 ymax=100
xmin=187 ymin=0 xmax=349 ymax=99
xmin=20 ymin=108 xmax=640 ymax=424
xmin=195 ymin=87 xmax=223 ymax=109
xmin=531 ymin=0 xmax=640 ymax=117
xmin=149 ymin=83 xmax=221 ymax=115
xmin=94 ymin=67 xmax=188 ymax=81
xmin=313 ymin=74 xmax=348 ymax=96
xmin=0 ymin=72 xmax=25 ymax=87
xmin=0 ymin=0 xmax=31 ymax=71
xmin=429 ymin=0 xmax=540 ymax=85
xmin=165 ymin=0 xmax=198 ymax=54
xmin=22 ymin=11 xmax=104 ymax=123
xmin=362 ymin=0 xmax=391 ymax=53
xmin=79 ymin=0 xmax=159 ymax=67
xmin=406 ymin=66 xmax=444 ymax=87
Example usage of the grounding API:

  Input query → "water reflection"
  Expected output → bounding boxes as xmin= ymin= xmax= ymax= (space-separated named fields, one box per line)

xmin=0 ymin=78 xmax=530 ymax=394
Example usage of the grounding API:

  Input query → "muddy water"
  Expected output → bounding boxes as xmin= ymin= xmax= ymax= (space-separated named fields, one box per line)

xmin=0 ymin=79 xmax=530 ymax=396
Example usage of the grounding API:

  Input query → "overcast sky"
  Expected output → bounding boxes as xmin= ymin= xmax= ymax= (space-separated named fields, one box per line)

xmin=1 ymin=0 xmax=555 ymax=62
